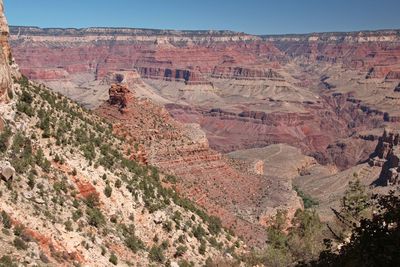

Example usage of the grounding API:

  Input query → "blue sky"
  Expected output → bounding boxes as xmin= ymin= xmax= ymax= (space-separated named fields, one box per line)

xmin=4 ymin=0 xmax=400 ymax=35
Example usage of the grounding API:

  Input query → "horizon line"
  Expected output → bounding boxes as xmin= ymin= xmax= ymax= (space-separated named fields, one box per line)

xmin=9 ymin=25 xmax=400 ymax=37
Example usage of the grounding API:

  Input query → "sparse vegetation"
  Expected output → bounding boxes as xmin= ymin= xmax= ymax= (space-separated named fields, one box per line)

xmin=0 ymin=127 xmax=12 ymax=153
xmin=13 ymin=237 xmax=28 ymax=250
xmin=149 ymin=245 xmax=165 ymax=263
xmin=0 ymin=76 xmax=241 ymax=265
xmin=86 ymin=207 xmax=105 ymax=228
xmin=174 ymin=245 xmax=188 ymax=257
xmin=104 ymin=184 xmax=112 ymax=198
xmin=294 ymin=186 xmax=319 ymax=209
xmin=1 ymin=211 xmax=12 ymax=229
xmin=109 ymin=253 xmax=118 ymax=265
xmin=310 ymin=190 xmax=400 ymax=266
xmin=0 ymin=255 xmax=18 ymax=267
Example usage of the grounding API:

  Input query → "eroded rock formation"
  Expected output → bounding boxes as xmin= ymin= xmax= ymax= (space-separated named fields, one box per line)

xmin=369 ymin=129 xmax=400 ymax=185
xmin=108 ymin=83 xmax=130 ymax=112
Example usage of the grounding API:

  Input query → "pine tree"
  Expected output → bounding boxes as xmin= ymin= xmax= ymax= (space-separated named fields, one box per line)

xmin=341 ymin=178 xmax=369 ymax=220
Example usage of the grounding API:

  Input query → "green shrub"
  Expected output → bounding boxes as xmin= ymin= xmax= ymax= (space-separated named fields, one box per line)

xmin=13 ymin=224 xmax=24 ymax=236
xmin=199 ymin=240 xmax=206 ymax=255
xmin=193 ymin=224 xmax=206 ymax=240
xmin=13 ymin=237 xmax=28 ymax=250
xmin=72 ymin=209 xmax=82 ymax=221
xmin=149 ymin=245 xmax=165 ymax=263
xmin=165 ymin=174 xmax=177 ymax=184
xmin=0 ymin=127 xmax=12 ymax=153
xmin=27 ymin=173 xmax=36 ymax=189
xmin=207 ymin=216 xmax=222 ymax=235
xmin=86 ymin=207 xmax=105 ymax=228
xmin=178 ymin=259 xmax=194 ymax=267
xmin=0 ymin=255 xmax=18 ymax=267
xmin=54 ymin=154 xmax=61 ymax=163
xmin=41 ymin=159 xmax=51 ymax=173
xmin=20 ymin=90 xmax=33 ymax=104
xmin=16 ymin=101 xmax=34 ymax=117
xmin=84 ymin=193 xmax=100 ymax=208
xmin=7 ymin=88 xmax=13 ymax=99
xmin=293 ymin=186 xmax=319 ymax=209
xmin=163 ymin=220 xmax=173 ymax=232
xmin=174 ymin=245 xmax=187 ymax=257
xmin=35 ymin=148 xmax=45 ymax=165
xmin=109 ymin=253 xmax=118 ymax=265
xmin=101 ymin=246 xmax=107 ymax=256
xmin=104 ymin=185 xmax=112 ymax=198
xmin=64 ymin=220 xmax=73 ymax=231
xmin=53 ymin=180 xmax=68 ymax=193
xmin=125 ymin=234 xmax=144 ymax=253
xmin=1 ymin=211 xmax=12 ymax=229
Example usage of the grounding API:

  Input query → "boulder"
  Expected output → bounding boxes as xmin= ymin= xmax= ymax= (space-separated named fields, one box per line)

xmin=153 ymin=210 xmax=166 ymax=224
xmin=0 ymin=160 xmax=15 ymax=180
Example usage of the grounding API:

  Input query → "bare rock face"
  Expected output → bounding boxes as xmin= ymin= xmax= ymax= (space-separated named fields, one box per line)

xmin=0 ymin=161 xmax=15 ymax=181
xmin=0 ymin=0 xmax=11 ymax=103
xmin=369 ymin=129 xmax=400 ymax=185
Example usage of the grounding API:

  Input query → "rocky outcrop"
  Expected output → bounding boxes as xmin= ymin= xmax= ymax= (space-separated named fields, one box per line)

xmin=0 ymin=161 xmax=14 ymax=181
xmin=369 ymin=129 xmax=400 ymax=185
xmin=0 ymin=0 xmax=11 ymax=103
xmin=108 ymin=83 xmax=130 ymax=112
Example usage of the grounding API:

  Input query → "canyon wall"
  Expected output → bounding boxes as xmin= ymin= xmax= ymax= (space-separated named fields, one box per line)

xmin=8 ymin=27 xmax=400 ymax=169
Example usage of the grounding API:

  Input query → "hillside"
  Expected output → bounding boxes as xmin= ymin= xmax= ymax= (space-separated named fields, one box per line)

xmin=0 ymin=2 xmax=242 ymax=266
xmin=1 ymin=67 xmax=248 ymax=267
